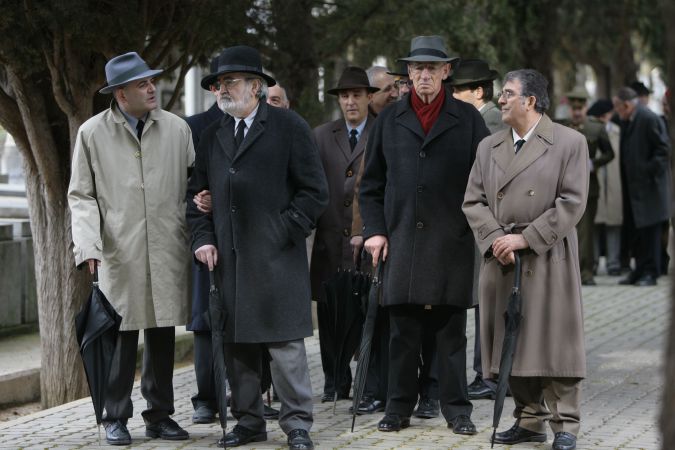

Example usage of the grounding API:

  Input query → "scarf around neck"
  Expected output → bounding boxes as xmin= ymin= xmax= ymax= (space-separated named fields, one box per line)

xmin=410 ymin=86 xmax=445 ymax=134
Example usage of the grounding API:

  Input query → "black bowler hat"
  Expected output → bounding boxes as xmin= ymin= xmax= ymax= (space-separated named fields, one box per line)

xmin=446 ymin=59 xmax=498 ymax=86
xmin=629 ymin=81 xmax=651 ymax=97
xmin=99 ymin=52 xmax=163 ymax=94
xmin=388 ymin=61 xmax=409 ymax=78
xmin=327 ymin=66 xmax=379 ymax=95
xmin=200 ymin=45 xmax=276 ymax=90
xmin=587 ymin=99 xmax=614 ymax=117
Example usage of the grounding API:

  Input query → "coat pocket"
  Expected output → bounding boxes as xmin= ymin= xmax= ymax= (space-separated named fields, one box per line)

xmin=550 ymin=240 xmax=566 ymax=263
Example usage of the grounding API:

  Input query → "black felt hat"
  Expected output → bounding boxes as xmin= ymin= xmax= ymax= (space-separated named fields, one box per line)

xmin=200 ymin=46 xmax=276 ymax=90
xmin=446 ymin=58 xmax=498 ymax=86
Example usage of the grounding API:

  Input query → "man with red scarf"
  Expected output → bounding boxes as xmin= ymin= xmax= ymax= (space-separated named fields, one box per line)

xmin=359 ymin=36 xmax=490 ymax=434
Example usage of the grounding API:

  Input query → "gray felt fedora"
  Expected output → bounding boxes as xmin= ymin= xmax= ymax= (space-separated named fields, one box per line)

xmin=398 ymin=35 xmax=459 ymax=64
xmin=99 ymin=52 xmax=163 ymax=94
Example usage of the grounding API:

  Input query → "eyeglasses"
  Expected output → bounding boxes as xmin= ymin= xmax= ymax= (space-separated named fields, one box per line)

xmin=211 ymin=78 xmax=250 ymax=91
xmin=409 ymin=63 xmax=445 ymax=75
xmin=395 ymin=79 xmax=413 ymax=89
xmin=498 ymin=89 xmax=525 ymax=100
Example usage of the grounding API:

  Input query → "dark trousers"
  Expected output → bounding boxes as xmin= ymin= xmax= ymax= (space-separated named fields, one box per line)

xmin=418 ymin=325 xmax=439 ymax=400
xmin=386 ymin=305 xmax=471 ymax=421
xmin=104 ymin=327 xmax=175 ymax=425
xmin=317 ymin=301 xmax=352 ymax=397
xmin=624 ymin=192 xmax=661 ymax=278
xmin=364 ymin=305 xmax=389 ymax=401
xmin=191 ymin=331 xmax=217 ymax=410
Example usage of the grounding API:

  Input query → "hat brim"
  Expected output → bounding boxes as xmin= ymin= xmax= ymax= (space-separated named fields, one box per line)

xmin=327 ymin=85 xmax=380 ymax=95
xmin=447 ymin=70 xmax=499 ymax=86
xmin=99 ymin=69 xmax=164 ymax=94
xmin=398 ymin=56 xmax=460 ymax=64
xmin=201 ymin=68 xmax=276 ymax=90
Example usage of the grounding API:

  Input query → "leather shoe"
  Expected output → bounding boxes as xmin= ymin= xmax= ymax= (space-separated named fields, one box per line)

xmin=447 ymin=415 xmax=477 ymax=435
xmin=413 ymin=396 xmax=439 ymax=418
xmin=553 ymin=431 xmax=577 ymax=450
xmin=634 ymin=275 xmax=657 ymax=286
xmin=352 ymin=396 xmax=386 ymax=415
xmin=619 ymin=273 xmax=639 ymax=285
xmin=145 ymin=417 xmax=188 ymax=440
xmin=468 ymin=376 xmax=496 ymax=400
xmin=103 ymin=420 xmax=131 ymax=446
xmin=192 ymin=405 xmax=216 ymax=424
xmin=581 ymin=278 xmax=596 ymax=286
xmin=493 ymin=423 xmax=547 ymax=444
xmin=264 ymin=404 xmax=280 ymax=420
xmin=218 ymin=425 xmax=267 ymax=447
xmin=377 ymin=414 xmax=410 ymax=432
xmin=287 ymin=428 xmax=314 ymax=449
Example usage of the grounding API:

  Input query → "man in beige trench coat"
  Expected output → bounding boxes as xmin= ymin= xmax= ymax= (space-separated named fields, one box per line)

xmin=68 ymin=52 xmax=194 ymax=446
xmin=463 ymin=69 xmax=589 ymax=450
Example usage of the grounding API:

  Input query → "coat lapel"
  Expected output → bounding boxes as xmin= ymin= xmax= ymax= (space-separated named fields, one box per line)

xmin=331 ymin=119 xmax=352 ymax=162
xmin=423 ymin=95 xmax=459 ymax=148
xmin=216 ymin=115 xmax=236 ymax=161
xmin=395 ymin=99 xmax=425 ymax=142
xmin=346 ymin=114 xmax=375 ymax=164
xmin=497 ymin=114 xmax=553 ymax=191
xmin=490 ymin=131 xmax=513 ymax=173
xmin=234 ymin=101 xmax=269 ymax=161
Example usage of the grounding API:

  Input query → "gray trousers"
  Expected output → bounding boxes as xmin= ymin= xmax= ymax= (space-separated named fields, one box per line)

xmin=103 ymin=327 xmax=175 ymax=425
xmin=225 ymin=339 xmax=313 ymax=434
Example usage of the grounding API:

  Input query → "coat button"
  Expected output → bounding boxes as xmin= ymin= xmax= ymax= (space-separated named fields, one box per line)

xmin=134 ymin=151 xmax=141 ymax=158
xmin=528 ymin=189 xmax=535 ymax=196
xmin=525 ymin=269 xmax=533 ymax=276
xmin=497 ymin=191 xmax=504 ymax=199
xmin=417 ymin=185 xmax=424 ymax=193
xmin=346 ymin=169 xmax=354 ymax=177
xmin=231 ymin=206 xmax=237 ymax=213
xmin=344 ymin=199 xmax=352 ymax=207
xmin=419 ymin=151 xmax=426 ymax=158
xmin=416 ymin=221 xmax=424 ymax=229
xmin=343 ymin=228 xmax=350 ymax=236
xmin=229 ymin=167 xmax=237 ymax=174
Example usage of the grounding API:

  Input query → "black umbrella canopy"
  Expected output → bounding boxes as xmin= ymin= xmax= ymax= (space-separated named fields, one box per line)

xmin=491 ymin=252 xmax=523 ymax=447
xmin=350 ymin=259 xmax=383 ymax=432
xmin=75 ymin=277 xmax=122 ymax=426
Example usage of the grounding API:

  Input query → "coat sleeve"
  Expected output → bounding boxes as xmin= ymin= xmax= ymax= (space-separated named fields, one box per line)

xmin=592 ymin=125 xmax=614 ymax=169
xmin=67 ymin=127 xmax=102 ymax=267
xmin=281 ymin=117 xmax=329 ymax=238
xmin=463 ymin=140 xmax=506 ymax=256
xmin=521 ymin=132 xmax=590 ymax=255
xmin=186 ymin=133 xmax=215 ymax=254
xmin=645 ymin=113 xmax=671 ymax=176
xmin=358 ymin=115 xmax=388 ymax=240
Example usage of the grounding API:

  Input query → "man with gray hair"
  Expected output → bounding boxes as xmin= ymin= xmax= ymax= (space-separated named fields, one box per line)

xmin=464 ymin=69 xmax=589 ymax=450
xmin=366 ymin=66 xmax=399 ymax=115
xmin=614 ymin=86 xmax=672 ymax=286
xmin=187 ymin=45 xmax=328 ymax=449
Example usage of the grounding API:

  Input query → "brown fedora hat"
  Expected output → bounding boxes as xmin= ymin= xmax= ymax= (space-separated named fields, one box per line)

xmin=327 ymin=66 xmax=379 ymax=95
xmin=446 ymin=59 xmax=498 ymax=86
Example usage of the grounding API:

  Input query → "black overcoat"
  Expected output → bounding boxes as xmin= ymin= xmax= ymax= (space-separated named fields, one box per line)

xmin=359 ymin=92 xmax=489 ymax=307
xmin=310 ymin=116 xmax=373 ymax=301
xmin=186 ymin=101 xmax=329 ymax=342
xmin=621 ymin=104 xmax=672 ymax=228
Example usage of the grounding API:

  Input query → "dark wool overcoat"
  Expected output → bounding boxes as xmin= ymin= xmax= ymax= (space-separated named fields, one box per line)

xmin=310 ymin=116 xmax=373 ymax=301
xmin=359 ymin=93 xmax=489 ymax=308
xmin=463 ymin=115 xmax=589 ymax=377
xmin=620 ymin=104 xmax=672 ymax=228
xmin=186 ymin=101 xmax=329 ymax=343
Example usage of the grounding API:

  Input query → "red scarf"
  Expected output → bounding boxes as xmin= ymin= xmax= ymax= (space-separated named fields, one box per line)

xmin=410 ymin=86 xmax=445 ymax=134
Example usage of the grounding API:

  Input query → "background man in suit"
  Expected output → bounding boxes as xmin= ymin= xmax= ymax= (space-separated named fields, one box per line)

xmin=311 ymin=66 xmax=378 ymax=403
xmin=614 ymin=86 xmax=672 ymax=286
xmin=68 ymin=52 xmax=194 ymax=446
xmin=558 ymin=88 xmax=614 ymax=286
xmin=464 ymin=68 xmax=589 ymax=450
xmin=267 ymin=84 xmax=290 ymax=108
xmin=366 ymin=66 xmax=399 ymax=115
xmin=187 ymin=45 xmax=327 ymax=450
xmin=360 ymin=35 xmax=489 ymax=435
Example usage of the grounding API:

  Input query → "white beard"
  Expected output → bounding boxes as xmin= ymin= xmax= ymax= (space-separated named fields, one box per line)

xmin=218 ymin=89 xmax=255 ymax=117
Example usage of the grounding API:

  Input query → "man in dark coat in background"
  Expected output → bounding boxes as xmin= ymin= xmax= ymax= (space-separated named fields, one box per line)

xmin=614 ymin=86 xmax=672 ymax=286
xmin=359 ymin=35 xmax=489 ymax=435
xmin=187 ymin=45 xmax=328 ymax=450
xmin=311 ymin=66 xmax=378 ymax=402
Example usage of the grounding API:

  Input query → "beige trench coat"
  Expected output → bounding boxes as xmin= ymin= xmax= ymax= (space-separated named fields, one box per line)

xmin=463 ymin=114 xmax=589 ymax=378
xmin=594 ymin=121 xmax=623 ymax=225
xmin=68 ymin=104 xmax=195 ymax=330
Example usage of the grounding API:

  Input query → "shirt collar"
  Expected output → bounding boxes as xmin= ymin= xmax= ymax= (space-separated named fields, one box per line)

xmin=346 ymin=117 xmax=367 ymax=138
xmin=512 ymin=113 xmax=543 ymax=143
xmin=119 ymin=107 xmax=148 ymax=131
xmin=234 ymin=103 xmax=260 ymax=131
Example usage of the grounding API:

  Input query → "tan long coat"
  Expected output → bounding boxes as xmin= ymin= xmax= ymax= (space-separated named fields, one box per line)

xmin=68 ymin=104 xmax=195 ymax=330
xmin=463 ymin=114 xmax=589 ymax=378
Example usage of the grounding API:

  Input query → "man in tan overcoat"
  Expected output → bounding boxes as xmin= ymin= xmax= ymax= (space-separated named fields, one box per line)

xmin=463 ymin=69 xmax=589 ymax=450
xmin=68 ymin=52 xmax=194 ymax=446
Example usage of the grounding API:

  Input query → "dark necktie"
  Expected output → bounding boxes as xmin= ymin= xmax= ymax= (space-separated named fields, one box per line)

xmin=235 ymin=120 xmax=246 ymax=148
xmin=136 ymin=120 xmax=145 ymax=142
xmin=349 ymin=129 xmax=358 ymax=151
xmin=514 ymin=139 xmax=526 ymax=154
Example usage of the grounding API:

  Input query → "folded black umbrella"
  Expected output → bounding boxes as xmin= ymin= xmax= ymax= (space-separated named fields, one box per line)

xmin=207 ymin=269 xmax=228 ymax=444
xmin=75 ymin=269 xmax=122 ymax=437
xmin=491 ymin=252 xmax=523 ymax=447
xmin=350 ymin=259 xmax=383 ymax=432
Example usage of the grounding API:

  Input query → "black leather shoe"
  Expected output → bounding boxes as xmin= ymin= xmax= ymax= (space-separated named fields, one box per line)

xmin=377 ymin=414 xmax=410 ymax=432
xmin=103 ymin=420 xmax=131 ymax=446
xmin=145 ymin=418 xmax=189 ymax=440
xmin=354 ymin=396 xmax=386 ymax=415
xmin=634 ymin=274 xmax=657 ymax=286
xmin=553 ymin=431 xmax=577 ymax=450
xmin=581 ymin=278 xmax=596 ymax=286
xmin=264 ymin=404 xmax=280 ymax=420
xmin=493 ymin=423 xmax=547 ymax=444
xmin=218 ymin=425 xmax=267 ymax=447
xmin=413 ymin=396 xmax=439 ymax=418
xmin=287 ymin=428 xmax=314 ymax=449
xmin=619 ymin=273 xmax=639 ymax=285
xmin=192 ymin=405 xmax=216 ymax=424
xmin=321 ymin=392 xmax=336 ymax=403
xmin=447 ymin=415 xmax=477 ymax=435
xmin=468 ymin=376 xmax=496 ymax=400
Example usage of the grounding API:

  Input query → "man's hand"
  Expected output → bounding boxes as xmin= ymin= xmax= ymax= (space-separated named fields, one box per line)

xmin=86 ymin=259 xmax=100 ymax=275
xmin=193 ymin=190 xmax=212 ymax=214
xmin=195 ymin=244 xmax=218 ymax=271
xmin=491 ymin=234 xmax=529 ymax=265
xmin=364 ymin=235 xmax=388 ymax=267
xmin=350 ymin=235 xmax=364 ymax=265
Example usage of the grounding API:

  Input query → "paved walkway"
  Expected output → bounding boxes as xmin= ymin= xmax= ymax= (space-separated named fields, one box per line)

xmin=0 ymin=275 xmax=667 ymax=449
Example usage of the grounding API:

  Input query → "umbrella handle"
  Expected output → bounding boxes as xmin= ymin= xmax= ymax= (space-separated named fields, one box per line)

xmin=208 ymin=269 xmax=217 ymax=292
